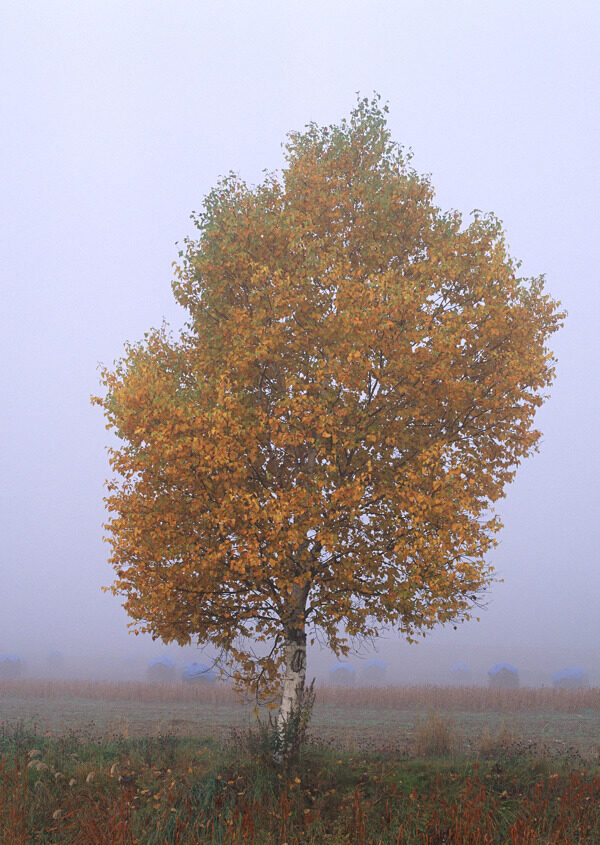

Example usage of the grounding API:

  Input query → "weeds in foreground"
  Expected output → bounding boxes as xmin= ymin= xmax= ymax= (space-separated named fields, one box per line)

xmin=478 ymin=721 xmax=519 ymax=758
xmin=414 ymin=710 xmax=457 ymax=757
xmin=228 ymin=678 xmax=316 ymax=771
xmin=1 ymin=719 xmax=600 ymax=843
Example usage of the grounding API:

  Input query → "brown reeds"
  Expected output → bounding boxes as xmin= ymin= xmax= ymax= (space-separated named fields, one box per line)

xmin=314 ymin=683 xmax=600 ymax=713
xmin=0 ymin=756 xmax=27 ymax=845
xmin=2 ymin=725 xmax=600 ymax=843
xmin=0 ymin=679 xmax=240 ymax=705
xmin=414 ymin=711 xmax=457 ymax=757
xmin=1 ymin=679 xmax=599 ymax=717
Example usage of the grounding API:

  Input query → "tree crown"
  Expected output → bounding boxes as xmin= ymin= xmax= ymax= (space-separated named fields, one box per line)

xmin=95 ymin=96 xmax=564 ymax=695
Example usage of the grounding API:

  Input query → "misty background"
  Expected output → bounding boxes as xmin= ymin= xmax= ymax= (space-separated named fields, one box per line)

xmin=2 ymin=1 xmax=598 ymax=687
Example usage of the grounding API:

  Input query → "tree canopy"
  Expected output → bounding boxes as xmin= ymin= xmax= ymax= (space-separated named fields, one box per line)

xmin=94 ymin=96 xmax=563 ymax=710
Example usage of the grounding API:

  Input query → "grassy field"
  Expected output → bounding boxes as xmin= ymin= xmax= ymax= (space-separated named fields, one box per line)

xmin=1 ymin=681 xmax=600 ymax=842
xmin=1 ymin=680 xmax=599 ymax=756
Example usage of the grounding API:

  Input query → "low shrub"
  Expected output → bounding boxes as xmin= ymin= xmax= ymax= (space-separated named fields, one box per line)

xmin=414 ymin=710 xmax=457 ymax=757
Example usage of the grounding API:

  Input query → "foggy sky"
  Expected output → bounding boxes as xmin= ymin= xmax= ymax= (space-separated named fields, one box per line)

xmin=2 ymin=1 xmax=599 ymax=683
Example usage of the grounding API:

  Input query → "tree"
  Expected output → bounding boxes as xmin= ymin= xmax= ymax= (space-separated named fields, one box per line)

xmin=94 ymin=96 xmax=563 ymax=754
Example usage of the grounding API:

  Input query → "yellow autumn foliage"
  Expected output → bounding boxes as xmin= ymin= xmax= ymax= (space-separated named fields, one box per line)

xmin=94 ymin=96 xmax=563 ymax=697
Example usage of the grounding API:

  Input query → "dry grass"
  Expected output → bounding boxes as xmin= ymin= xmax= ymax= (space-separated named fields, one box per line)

xmin=1 ymin=683 xmax=600 ymax=841
xmin=2 ymin=680 xmax=599 ymax=712
xmin=2 ymin=724 xmax=600 ymax=843
xmin=414 ymin=710 xmax=457 ymax=757
xmin=315 ymin=683 xmax=600 ymax=712
xmin=2 ymin=680 xmax=600 ymax=759
xmin=0 ymin=679 xmax=240 ymax=705
xmin=477 ymin=722 xmax=520 ymax=757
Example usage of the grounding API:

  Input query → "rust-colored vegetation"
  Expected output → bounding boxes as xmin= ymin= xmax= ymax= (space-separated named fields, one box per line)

xmin=1 ymin=715 xmax=600 ymax=844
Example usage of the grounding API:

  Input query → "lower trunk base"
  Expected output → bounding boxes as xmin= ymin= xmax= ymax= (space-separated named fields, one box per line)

xmin=275 ymin=639 xmax=309 ymax=764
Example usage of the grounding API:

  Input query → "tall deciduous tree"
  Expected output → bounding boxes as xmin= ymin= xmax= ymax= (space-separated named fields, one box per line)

xmin=94 ymin=97 xmax=563 ymax=746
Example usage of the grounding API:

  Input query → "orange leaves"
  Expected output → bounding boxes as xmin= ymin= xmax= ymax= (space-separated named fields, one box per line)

xmin=94 ymin=96 xmax=564 ymax=699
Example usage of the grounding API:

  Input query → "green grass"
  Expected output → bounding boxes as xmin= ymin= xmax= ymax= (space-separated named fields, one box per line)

xmin=1 ymin=716 xmax=600 ymax=843
xmin=2 ymin=680 xmax=600 ymax=757
xmin=2 ymin=683 xmax=600 ymax=842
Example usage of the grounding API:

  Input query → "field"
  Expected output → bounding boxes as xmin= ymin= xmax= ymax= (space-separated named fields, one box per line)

xmin=1 ymin=680 xmax=600 ymax=842
xmin=2 ymin=679 xmax=600 ymax=755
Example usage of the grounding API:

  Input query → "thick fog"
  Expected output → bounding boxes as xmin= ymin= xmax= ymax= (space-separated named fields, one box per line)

xmin=2 ymin=2 xmax=599 ymax=687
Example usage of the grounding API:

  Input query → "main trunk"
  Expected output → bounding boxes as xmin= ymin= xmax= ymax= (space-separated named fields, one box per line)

xmin=275 ymin=560 xmax=311 ymax=762
xmin=277 ymin=630 xmax=307 ymax=730
xmin=275 ymin=620 xmax=308 ymax=764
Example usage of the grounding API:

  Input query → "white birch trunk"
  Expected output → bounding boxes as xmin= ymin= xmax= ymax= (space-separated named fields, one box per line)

xmin=276 ymin=635 xmax=307 ymax=759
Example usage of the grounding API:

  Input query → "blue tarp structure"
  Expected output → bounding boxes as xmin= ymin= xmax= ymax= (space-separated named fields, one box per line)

xmin=330 ymin=661 xmax=355 ymax=675
xmin=182 ymin=662 xmax=216 ymax=684
xmin=488 ymin=662 xmax=518 ymax=676
xmin=450 ymin=662 xmax=472 ymax=683
xmin=451 ymin=662 xmax=471 ymax=674
xmin=362 ymin=658 xmax=387 ymax=684
xmin=488 ymin=662 xmax=519 ymax=689
xmin=0 ymin=654 xmax=22 ymax=679
xmin=364 ymin=658 xmax=386 ymax=671
xmin=329 ymin=662 xmax=356 ymax=685
xmin=553 ymin=666 xmax=588 ymax=688
xmin=147 ymin=656 xmax=176 ymax=681
xmin=149 ymin=656 xmax=175 ymax=669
